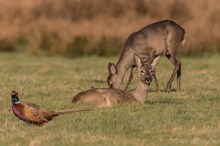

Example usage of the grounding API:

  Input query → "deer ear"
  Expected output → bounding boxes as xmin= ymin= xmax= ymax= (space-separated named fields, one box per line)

xmin=108 ymin=63 xmax=117 ymax=74
xmin=151 ymin=56 xmax=160 ymax=69
xmin=134 ymin=54 xmax=143 ymax=68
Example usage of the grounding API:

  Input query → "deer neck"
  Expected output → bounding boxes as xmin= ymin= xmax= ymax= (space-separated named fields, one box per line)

xmin=116 ymin=50 xmax=133 ymax=80
xmin=130 ymin=81 xmax=149 ymax=103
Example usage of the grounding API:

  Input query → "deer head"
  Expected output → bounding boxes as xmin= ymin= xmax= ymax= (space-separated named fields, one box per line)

xmin=107 ymin=63 xmax=122 ymax=88
xmin=134 ymin=54 xmax=153 ymax=85
xmin=107 ymin=54 xmax=159 ymax=88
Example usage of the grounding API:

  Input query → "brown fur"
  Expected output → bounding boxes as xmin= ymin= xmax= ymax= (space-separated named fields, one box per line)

xmin=107 ymin=20 xmax=185 ymax=92
xmin=72 ymin=55 xmax=152 ymax=107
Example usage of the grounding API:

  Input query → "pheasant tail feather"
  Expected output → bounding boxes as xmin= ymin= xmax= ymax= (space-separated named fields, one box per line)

xmin=54 ymin=108 xmax=91 ymax=116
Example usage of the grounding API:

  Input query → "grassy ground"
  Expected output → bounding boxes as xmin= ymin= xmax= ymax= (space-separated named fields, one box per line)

xmin=0 ymin=53 xmax=219 ymax=146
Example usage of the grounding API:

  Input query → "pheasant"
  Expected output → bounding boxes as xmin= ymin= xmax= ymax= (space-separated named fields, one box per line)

xmin=11 ymin=91 xmax=90 ymax=125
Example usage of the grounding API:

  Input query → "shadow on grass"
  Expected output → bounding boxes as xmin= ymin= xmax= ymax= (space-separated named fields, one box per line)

xmin=82 ymin=79 xmax=106 ymax=83
xmin=148 ymin=88 xmax=177 ymax=93
xmin=146 ymin=98 xmax=186 ymax=105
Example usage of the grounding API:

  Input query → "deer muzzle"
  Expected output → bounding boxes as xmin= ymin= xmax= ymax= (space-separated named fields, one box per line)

xmin=145 ymin=76 xmax=152 ymax=84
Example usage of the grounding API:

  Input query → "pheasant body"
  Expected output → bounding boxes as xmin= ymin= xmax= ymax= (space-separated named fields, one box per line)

xmin=11 ymin=91 xmax=90 ymax=125
xmin=12 ymin=102 xmax=55 ymax=125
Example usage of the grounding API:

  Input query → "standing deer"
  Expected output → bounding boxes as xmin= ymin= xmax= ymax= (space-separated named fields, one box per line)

xmin=107 ymin=20 xmax=185 ymax=92
xmin=72 ymin=55 xmax=157 ymax=107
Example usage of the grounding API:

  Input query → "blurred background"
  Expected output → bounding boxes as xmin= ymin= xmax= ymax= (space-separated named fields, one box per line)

xmin=0 ymin=0 xmax=219 ymax=57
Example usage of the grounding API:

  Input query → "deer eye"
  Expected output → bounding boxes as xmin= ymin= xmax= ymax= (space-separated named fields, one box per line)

xmin=110 ymin=83 xmax=114 ymax=88
xmin=140 ymin=70 xmax=144 ymax=74
xmin=150 ymin=70 xmax=154 ymax=74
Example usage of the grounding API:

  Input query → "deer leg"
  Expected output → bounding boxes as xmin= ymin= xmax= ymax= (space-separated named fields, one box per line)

xmin=176 ymin=58 xmax=181 ymax=92
xmin=124 ymin=65 xmax=137 ymax=90
xmin=153 ymin=68 xmax=160 ymax=92
xmin=166 ymin=54 xmax=181 ymax=92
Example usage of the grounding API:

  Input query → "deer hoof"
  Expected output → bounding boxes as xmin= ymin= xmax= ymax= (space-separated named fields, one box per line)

xmin=166 ymin=87 xmax=171 ymax=92
xmin=155 ymin=87 xmax=160 ymax=93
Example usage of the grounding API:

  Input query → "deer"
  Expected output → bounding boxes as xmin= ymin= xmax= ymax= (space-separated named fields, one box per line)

xmin=72 ymin=54 xmax=158 ymax=107
xmin=107 ymin=20 xmax=185 ymax=92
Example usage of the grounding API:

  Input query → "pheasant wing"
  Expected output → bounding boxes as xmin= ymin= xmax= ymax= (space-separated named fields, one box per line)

xmin=23 ymin=103 xmax=47 ymax=124
xmin=26 ymin=103 xmax=40 ymax=109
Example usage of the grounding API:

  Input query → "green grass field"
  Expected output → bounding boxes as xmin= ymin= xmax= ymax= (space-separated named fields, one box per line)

xmin=0 ymin=53 xmax=219 ymax=146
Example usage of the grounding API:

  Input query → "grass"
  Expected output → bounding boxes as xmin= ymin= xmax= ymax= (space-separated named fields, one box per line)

xmin=0 ymin=53 xmax=220 ymax=146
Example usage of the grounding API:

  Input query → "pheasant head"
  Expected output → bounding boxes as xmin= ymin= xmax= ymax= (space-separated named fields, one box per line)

xmin=11 ymin=91 xmax=20 ymax=104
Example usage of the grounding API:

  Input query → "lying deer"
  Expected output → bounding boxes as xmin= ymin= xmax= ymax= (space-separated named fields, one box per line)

xmin=107 ymin=20 xmax=185 ymax=92
xmin=72 ymin=55 xmax=158 ymax=107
